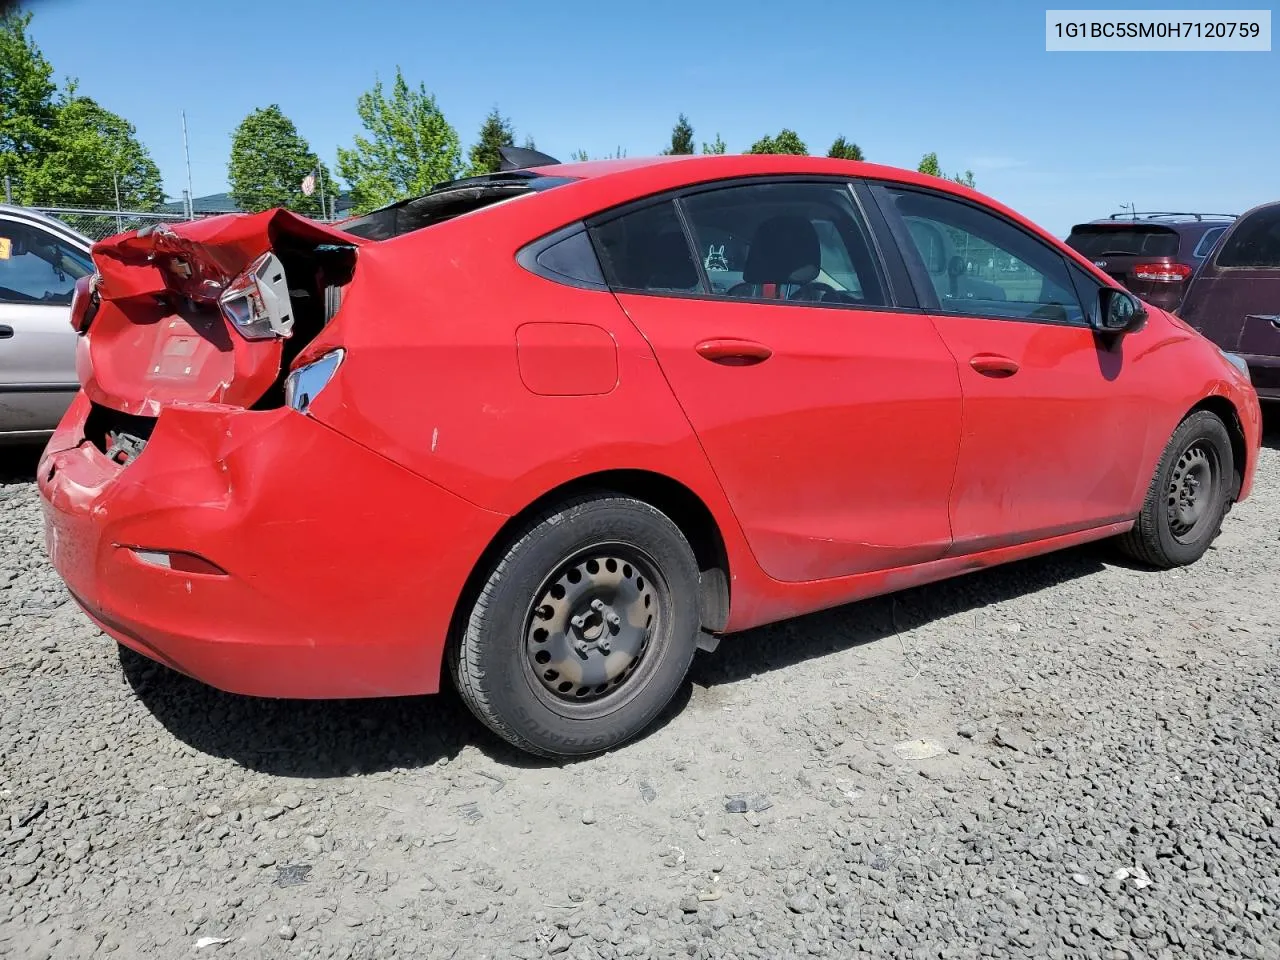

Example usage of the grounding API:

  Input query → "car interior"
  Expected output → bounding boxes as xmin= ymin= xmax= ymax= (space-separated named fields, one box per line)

xmin=0 ymin=220 xmax=93 ymax=306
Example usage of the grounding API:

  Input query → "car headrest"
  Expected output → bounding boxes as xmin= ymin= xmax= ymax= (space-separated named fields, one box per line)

xmin=743 ymin=215 xmax=820 ymax=285
xmin=643 ymin=230 xmax=699 ymax=290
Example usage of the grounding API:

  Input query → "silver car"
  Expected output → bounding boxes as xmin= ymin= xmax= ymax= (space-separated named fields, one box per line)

xmin=0 ymin=205 xmax=93 ymax=443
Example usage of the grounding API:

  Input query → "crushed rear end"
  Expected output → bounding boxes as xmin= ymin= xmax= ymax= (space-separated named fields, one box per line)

xmin=37 ymin=208 xmax=505 ymax=698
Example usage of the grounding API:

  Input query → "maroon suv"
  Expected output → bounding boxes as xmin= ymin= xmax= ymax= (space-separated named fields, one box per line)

xmin=1178 ymin=200 xmax=1280 ymax=400
xmin=1065 ymin=212 xmax=1234 ymax=312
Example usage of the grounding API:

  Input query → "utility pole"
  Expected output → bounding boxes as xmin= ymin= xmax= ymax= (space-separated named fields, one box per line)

xmin=182 ymin=110 xmax=194 ymax=219
xmin=113 ymin=172 xmax=123 ymax=233
xmin=316 ymin=164 xmax=327 ymax=222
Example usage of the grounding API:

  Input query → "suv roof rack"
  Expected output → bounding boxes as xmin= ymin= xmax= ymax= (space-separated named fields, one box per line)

xmin=1106 ymin=211 xmax=1237 ymax=222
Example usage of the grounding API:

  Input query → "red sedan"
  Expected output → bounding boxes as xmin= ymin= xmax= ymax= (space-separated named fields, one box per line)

xmin=39 ymin=152 xmax=1262 ymax=758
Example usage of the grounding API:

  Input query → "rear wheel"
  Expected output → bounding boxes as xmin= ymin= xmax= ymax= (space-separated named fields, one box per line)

xmin=1118 ymin=411 xmax=1234 ymax=569
xmin=450 ymin=495 xmax=701 ymax=758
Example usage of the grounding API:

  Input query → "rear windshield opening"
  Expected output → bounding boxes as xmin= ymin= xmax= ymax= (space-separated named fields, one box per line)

xmin=339 ymin=172 xmax=577 ymax=241
xmin=1065 ymin=225 xmax=1179 ymax=258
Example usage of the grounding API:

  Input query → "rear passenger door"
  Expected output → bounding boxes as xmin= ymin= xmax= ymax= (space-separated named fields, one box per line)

xmin=590 ymin=179 xmax=964 ymax=582
xmin=871 ymin=184 xmax=1156 ymax=553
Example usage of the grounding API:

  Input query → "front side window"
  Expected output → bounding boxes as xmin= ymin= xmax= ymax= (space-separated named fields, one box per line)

xmin=884 ymin=188 xmax=1085 ymax=324
xmin=0 ymin=220 xmax=93 ymax=305
xmin=1216 ymin=206 xmax=1280 ymax=268
xmin=680 ymin=181 xmax=886 ymax=306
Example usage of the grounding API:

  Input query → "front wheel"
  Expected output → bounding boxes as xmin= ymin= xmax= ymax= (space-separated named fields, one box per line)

xmin=1118 ymin=410 xmax=1235 ymax=569
xmin=450 ymin=495 xmax=701 ymax=758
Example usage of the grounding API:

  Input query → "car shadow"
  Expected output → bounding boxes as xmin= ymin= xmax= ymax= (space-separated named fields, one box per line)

xmin=0 ymin=443 xmax=43 ymax=485
xmin=120 ymin=544 xmax=1109 ymax=776
xmin=1263 ymin=404 xmax=1280 ymax=449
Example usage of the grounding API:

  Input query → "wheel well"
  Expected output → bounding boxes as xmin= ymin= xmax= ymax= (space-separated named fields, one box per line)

xmin=1188 ymin=396 xmax=1246 ymax=499
xmin=453 ymin=471 xmax=732 ymax=643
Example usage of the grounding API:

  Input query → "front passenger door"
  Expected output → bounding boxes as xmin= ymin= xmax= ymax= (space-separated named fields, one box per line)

xmin=874 ymin=185 xmax=1156 ymax=553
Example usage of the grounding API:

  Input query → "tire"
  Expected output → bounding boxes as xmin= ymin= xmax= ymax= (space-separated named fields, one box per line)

xmin=1118 ymin=410 xmax=1235 ymax=569
xmin=450 ymin=495 xmax=701 ymax=758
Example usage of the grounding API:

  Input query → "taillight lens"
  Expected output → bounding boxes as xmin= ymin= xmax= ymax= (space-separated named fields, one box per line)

xmin=218 ymin=252 xmax=295 ymax=340
xmin=283 ymin=348 xmax=345 ymax=415
xmin=69 ymin=273 xmax=101 ymax=333
xmin=1133 ymin=262 xmax=1192 ymax=282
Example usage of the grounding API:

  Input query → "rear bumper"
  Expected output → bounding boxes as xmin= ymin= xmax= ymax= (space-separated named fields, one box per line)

xmin=38 ymin=394 xmax=506 ymax=699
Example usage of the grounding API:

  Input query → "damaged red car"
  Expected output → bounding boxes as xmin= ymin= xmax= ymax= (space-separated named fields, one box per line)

xmin=39 ymin=150 xmax=1262 ymax=758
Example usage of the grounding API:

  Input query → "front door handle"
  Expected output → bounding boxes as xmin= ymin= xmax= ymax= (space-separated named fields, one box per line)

xmin=1245 ymin=314 xmax=1280 ymax=330
xmin=695 ymin=339 xmax=773 ymax=366
xmin=0 ymin=325 xmax=14 ymax=340
xmin=969 ymin=354 xmax=1019 ymax=377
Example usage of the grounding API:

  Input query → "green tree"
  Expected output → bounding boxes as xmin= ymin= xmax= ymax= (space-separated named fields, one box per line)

xmin=227 ymin=105 xmax=334 ymax=216
xmin=701 ymin=133 xmax=727 ymax=155
xmin=336 ymin=67 xmax=462 ymax=214
xmin=19 ymin=89 xmax=163 ymax=208
xmin=661 ymin=113 xmax=694 ymax=155
xmin=570 ymin=148 xmax=589 ymax=162
xmin=918 ymin=151 xmax=976 ymax=187
xmin=827 ymin=136 xmax=864 ymax=161
xmin=0 ymin=10 xmax=57 ymax=188
xmin=467 ymin=106 xmax=515 ymax=176
xmin=747 ymin=129 xmax=807 ymax=155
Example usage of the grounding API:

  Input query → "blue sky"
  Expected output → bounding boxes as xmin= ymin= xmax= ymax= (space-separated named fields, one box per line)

xmin=21 ymin=0 xmax=1279 ymax=235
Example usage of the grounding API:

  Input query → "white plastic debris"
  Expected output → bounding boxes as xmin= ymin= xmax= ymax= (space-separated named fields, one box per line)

xmin=195 ymin=937 xmax=232 ymax=949
xmin=893 ymin=738 xmax=946 ymax=761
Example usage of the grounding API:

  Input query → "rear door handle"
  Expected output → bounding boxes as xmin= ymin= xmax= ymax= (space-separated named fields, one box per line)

xmin=0 ymin=325 xmax=13 ymax=339
xmin=969 ymin=354 xmax=1019 ymax=377
xmin=1245 ymin=314 xmax=1280 ymax=329
xmin=695 ymin=339 xmax=773 ymax=366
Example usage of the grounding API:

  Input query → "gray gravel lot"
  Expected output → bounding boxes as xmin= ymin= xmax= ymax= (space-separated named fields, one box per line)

xmin=2 ymin=424 xmax=1279 ymax=960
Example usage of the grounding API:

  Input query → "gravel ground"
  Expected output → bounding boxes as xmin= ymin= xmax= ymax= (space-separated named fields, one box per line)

xmin=2 ymin=422 xmax=1279 ymax=960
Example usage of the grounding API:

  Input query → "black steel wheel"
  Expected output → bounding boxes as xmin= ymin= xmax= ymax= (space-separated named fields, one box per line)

xmin=1119 ymin=411 xmax=1235 ymax=569
xmin=450 ymin=495 xmax=701 ymax=758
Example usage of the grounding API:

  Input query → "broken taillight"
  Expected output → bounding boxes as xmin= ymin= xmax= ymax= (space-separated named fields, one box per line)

xmin=69 ymin=273 xmax=101 ymax=334
xmin=218 ymin=252 xmax=295 ymax=340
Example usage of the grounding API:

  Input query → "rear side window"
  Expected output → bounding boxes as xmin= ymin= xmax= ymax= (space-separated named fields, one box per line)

xmin=1065 ymin=225 xmax=1179 ymax=258
xmin=1193 ymin=226 xmax=1227 ymax=259
xmin=1216 ymin=206 xmax=1280 ymax=268
xmin=679 ymin=180 xmax=886 ymax=306
xmin=590 ymin=201 xmax=701 ymax=293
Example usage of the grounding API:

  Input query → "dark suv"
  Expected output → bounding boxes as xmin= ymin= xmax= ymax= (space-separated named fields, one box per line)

xmin=1178 ymin=200 xmax=1280 ymax=400
xmin=1065 ymin=212 xmax=1235 ymax=312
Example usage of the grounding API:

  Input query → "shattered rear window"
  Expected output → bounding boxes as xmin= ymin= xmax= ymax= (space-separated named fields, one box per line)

xmin=339 ymin=172 xmax=577 ymax=241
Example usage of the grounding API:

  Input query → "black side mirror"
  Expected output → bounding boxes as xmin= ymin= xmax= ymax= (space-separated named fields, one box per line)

xmin=1095 ymin=287 xmax=1147 ymax=335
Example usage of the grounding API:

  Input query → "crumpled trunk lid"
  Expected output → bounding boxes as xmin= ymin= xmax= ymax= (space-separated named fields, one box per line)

xmin=81 ymin=209 xmax=362 ymax=418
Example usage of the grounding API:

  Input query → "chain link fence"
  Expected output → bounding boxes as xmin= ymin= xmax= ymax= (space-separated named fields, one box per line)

xmin=3 ymin=177 xmax=342 ymax=243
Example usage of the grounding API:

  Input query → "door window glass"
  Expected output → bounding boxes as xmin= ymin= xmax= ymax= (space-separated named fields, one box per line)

xmin=0 ymin=220 xmax=93 ymax=305
xmin=680 ymin=181 xmax=887 ymax=306
xmin=885 ymin=189 xmax=1086 ymax=324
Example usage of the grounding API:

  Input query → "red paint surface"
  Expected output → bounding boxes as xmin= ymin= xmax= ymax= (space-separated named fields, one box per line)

xmin=38 ymin=155 xmax=1264 ymax=699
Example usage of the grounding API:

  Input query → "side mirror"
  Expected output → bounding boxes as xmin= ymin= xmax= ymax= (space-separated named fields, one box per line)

xmin=1095 ymin=287 xmax=1147 ymax=335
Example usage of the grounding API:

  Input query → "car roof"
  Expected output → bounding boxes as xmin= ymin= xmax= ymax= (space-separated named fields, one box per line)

xmin=0 ymin=203 xmax=94 ymax=247
xmin=1075 ymin=212 xmax=1236 ymax=228
xmin=528 ymin=153 xmax=1028 ymax=222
